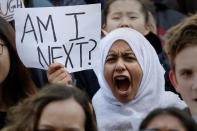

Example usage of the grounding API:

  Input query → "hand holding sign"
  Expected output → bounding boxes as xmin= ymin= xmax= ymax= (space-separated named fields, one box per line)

xmin=14 ymin=4 xmax=101 ymax=73
xmin=47 ymin=63 xmax=72 ymax=86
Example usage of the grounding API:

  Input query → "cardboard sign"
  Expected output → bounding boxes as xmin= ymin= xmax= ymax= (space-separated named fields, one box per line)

xmin=14 ymin=4 xmax=101 ymax=73
xmin=0 ymin=0 xmax=24 ymax=21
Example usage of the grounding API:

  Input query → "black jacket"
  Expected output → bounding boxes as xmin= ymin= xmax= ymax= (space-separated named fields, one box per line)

xmin=145 ymin=32 xmax=176 ymax=93
xmin=74 ymin=69 xmax=100 ymax=99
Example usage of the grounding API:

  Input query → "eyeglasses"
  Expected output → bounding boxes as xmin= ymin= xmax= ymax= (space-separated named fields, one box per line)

xmin=0 ymin=43 xmax=7 ymax=55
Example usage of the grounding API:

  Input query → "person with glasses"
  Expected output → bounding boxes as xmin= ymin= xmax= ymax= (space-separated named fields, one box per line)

xmin=0 ymin=15 xmax=74 ymax=129
xmin=0 ymin=16 xmax=37 ymax=129
xmin=0 ymin=44 xmax=7 ymax=55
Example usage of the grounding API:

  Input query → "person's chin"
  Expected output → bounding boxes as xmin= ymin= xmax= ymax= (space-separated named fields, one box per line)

xmin=116 ymin=91 xmax=133 ymax=104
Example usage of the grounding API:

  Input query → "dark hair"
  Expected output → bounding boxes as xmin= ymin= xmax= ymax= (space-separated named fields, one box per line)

xmin=23 ymin=0 xmax=33 ymax=7
xmin=103 ymin=0 xmax=155 ymax=24
xmin=140 ymin=107 xmax=197 ymax=131
xmin=0 ymin=16 xmax=37 ymax=107
xmin=176 ymin=0 xmax=197 ymax=15
xmin=3 ymin=84 xmax=98 ymax=131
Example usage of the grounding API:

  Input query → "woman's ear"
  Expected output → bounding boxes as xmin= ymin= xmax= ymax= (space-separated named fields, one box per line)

xmin=169 ymin=71 xmax=181 ymax=93
xmin=147 ymin=11 xmax=157 ymax=35
xmin=102 ymin=24 xmax=107 ymax=31
xmin=145 ymin=24 xmax=151 ymax=33
xmin=102 ymin=24 xmax=109 ymax=36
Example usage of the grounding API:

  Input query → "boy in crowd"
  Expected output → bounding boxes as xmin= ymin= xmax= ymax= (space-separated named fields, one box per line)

xmin=165 ymin=14 xmax=197 ymax=122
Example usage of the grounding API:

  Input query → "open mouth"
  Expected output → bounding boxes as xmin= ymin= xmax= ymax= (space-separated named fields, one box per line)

xmin=115 ymin=76 xmax=130 ymax=96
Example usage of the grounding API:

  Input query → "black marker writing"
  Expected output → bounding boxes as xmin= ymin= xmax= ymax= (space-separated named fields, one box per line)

xmin=51 ymin=47 xmax=62 ymax=63
xmin=37 ymin=15 xmax=57 ymax=43
xmin=76 ymin=42 xmax=88 ymax=67
xmin=88 ymin=39 xmax=97 ymax=65
xmin=21 ymin=14 xmax=38 ymax=43
xmin=37 ymin=46 xmax=51 ymax=68
xmin=16 ymin=0 xmax=23 ymax=8
xmin=66 ymin=12 xmax=85 ymax=41
xmin=63 ymin=44 xmax=74 ymax=68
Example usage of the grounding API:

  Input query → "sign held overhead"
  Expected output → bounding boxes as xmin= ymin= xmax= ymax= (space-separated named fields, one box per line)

xmin=14 ymin=4 xmax=101 ymax=73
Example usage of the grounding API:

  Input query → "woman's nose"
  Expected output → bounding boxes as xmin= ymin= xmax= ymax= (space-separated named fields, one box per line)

xmin=119 ymin=18 xmax=133 ymax=28
xmin=115 ymin=59 xmax=126 ymax=72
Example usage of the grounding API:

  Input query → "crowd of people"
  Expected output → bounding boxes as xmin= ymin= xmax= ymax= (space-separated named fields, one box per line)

xmin=0 ymin=0 xmax=197 ymax=131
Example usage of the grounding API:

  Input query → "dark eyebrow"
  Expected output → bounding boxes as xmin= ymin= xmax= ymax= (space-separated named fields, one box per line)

xmin=106 ymin=53 xmax=117 ymax=58
xmin=127 ymin=12 xmax=138 ymax=15
xmin=178 ymin=68 xmax=192 ymax=74
xmin=111 ymin=11 xmax=137 ymax=15
xmin=179 ymin=67 xmax=192 ymax=71
xmin=111 ymin=12 xmax=121 ymax=15
xmin=124 ymin=52 xmax=135 ymax=56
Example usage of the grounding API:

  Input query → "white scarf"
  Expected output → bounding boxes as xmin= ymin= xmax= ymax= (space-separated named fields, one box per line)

xmin=92 ymin=28 xmax=186 ymax=131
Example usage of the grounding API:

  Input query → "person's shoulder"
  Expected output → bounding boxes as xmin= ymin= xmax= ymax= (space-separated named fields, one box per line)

xmin=161 ymin=91 xmax=187 ymax=109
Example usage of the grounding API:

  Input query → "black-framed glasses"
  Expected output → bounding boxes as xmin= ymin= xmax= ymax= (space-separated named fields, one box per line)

xmin=0 ymin=43 xmax=7 ymax=55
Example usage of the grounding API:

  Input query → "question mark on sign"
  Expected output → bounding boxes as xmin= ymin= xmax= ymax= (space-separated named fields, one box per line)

xmin=88 ymin=39 xmax=97 ymax=65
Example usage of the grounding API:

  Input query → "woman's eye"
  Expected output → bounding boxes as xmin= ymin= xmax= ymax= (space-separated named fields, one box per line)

xmin=125 ymin=56 xmax=133 ymax=60
xmin=124 ymin=56 xmax=136 ymax=61
xmin=129 ymin=16 xmax=137 ymax=19
xmin=106 ymin=57 xmax=116 ymax=63
xmin=112 ymin=17 xmax=120 ymax=20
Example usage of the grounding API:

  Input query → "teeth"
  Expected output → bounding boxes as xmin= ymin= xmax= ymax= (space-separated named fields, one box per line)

xmin=116 ymin=76 xmax=127 ymax=80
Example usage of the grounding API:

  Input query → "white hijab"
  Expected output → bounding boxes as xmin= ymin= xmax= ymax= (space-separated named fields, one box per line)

xmin=92 ymin=28 xmax=186 ymax=131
